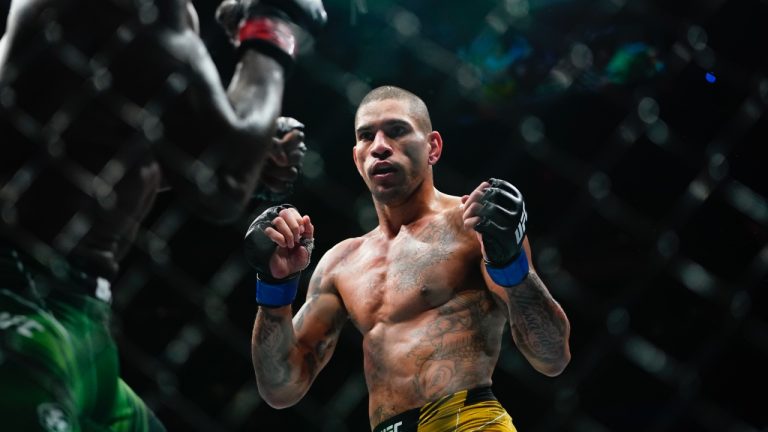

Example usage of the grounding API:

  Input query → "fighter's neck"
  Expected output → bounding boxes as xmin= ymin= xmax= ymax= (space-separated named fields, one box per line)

xmin=374 ymin=184 xmax=443 ymax=237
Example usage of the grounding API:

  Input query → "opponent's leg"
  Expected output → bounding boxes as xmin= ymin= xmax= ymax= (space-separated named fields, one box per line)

xmin=101 ymin=379 xmax=166 ymax=432
xmin=0 ymin=287 xmax=81 ymax=431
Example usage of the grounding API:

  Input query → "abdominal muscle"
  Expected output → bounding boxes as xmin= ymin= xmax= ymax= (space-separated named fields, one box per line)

xmin=361 ymin=291 xmax=505 ymax=427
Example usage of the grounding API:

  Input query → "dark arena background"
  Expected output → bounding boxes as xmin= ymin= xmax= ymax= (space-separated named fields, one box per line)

xmin=2 ymin=0 xmax=767 ymax=431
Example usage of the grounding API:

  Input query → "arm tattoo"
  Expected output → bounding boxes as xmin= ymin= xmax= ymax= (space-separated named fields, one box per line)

xmin=251 ymin=253 xmax=348 ymax=400
xmin=318 ymin=307 xmax=347 ymax=358
xmin=506 ymin=272 xmax=569 ymax=363
xmin=254 ymin=311 xmax=293 ymax=387
xmin=295 ymin=270 xmax=325 ymax=332
xmin=294 ymin=294 xmax=316 ymax=332
xmin=297 ymin=269 xmax=347 ymax=366
xmin=281 ymin=268 xmax=347 ymax=382
xmin=303 ymin=351 xmax=318 ymax=378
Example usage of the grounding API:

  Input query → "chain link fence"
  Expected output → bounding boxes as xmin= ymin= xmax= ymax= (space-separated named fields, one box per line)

xmin=1 ymin=0 xmax=766 ymax=430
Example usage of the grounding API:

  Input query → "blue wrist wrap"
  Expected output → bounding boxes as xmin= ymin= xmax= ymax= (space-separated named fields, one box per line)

xmin=485 ymin=249 xmax=530 ymax=287
xmin=256 ymin=275 xmax=299 ymax=307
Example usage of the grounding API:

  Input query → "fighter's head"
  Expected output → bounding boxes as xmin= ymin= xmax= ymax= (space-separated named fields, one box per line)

xmin=353 ymin=86 xmax=443 ymax=205
xmin=355 ymin=86 xmax=432 ymax=134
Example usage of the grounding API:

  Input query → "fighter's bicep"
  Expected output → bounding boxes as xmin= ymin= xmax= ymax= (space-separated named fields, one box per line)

xmin=296 ymin=241 xmax=359 ymax=357
xmin=293 ymin=292 xmax=347 ymax=365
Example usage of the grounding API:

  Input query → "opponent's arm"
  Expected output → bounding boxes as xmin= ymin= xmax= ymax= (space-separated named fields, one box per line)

xmin=0 ymin=0 xmax=321 ymax=220
xmin=463 ymin=179 xmax=571 ymax=377
xmin=245 ymin=206 xmax=347 ymax=408
xmin=150 ymin=0 xmax=325 ymax=222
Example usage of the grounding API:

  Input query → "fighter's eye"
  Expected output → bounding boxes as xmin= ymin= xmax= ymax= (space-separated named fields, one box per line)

xmin=358 ymin=131 xmax=374 ymax=141
xmin=387 ymin=125 xmax=407 ymax=137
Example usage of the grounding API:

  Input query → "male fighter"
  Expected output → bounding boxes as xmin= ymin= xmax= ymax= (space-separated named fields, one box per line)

xmin=244 ymin=86 xmax=571 ymax=431
xmin=0 ymin=0 xmax=325 ymax=430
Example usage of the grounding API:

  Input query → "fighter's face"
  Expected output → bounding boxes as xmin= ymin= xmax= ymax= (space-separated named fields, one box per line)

xmin=353 ymin=99 xmax=433 ymax=205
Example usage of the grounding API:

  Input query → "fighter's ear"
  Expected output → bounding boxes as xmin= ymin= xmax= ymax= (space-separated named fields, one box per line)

xmin=427 ymin=131 xmax=443 ymax=165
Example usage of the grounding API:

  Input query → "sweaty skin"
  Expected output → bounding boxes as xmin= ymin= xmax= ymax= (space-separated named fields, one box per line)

xmin=250 ymin=94 xmax=570 ymax=430
xmin=323 ymin=197 xmax=505 ymax=426
xmin=0 ymin=0 xmax=284 ymax=278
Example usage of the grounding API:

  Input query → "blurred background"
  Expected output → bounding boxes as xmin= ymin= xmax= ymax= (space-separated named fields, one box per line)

xmin=2 ymin=0 xmax=767 ymax=431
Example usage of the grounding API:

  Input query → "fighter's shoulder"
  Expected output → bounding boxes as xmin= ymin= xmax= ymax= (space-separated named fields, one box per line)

xmin=6 ymin=0 xmax=61 ymax=28
xmin=316 ymin=236 xmax=366 ymax=268
xmin=10 ymin=0 xmax=64 ymax=14
xmin=438 ymin=193 xmax=467 ymax=224
xmin=7 ymin=0 xmax=187 ymax=33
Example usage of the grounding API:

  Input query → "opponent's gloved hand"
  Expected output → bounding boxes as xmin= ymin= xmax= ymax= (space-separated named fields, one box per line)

xmin=462 ymin=178 xmax=529 ymax=286
xmin=216 ymin=0 xmax=327 ymax=69
xmin=215 ymin=0 xmax=243 ymax=40
xmin=244 ymin=204 xmax=315 ymax=306
xmin=253 ymin=117 xmax=307 ymax=202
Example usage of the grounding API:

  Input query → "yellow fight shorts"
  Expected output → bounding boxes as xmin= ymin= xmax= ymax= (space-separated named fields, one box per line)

xmin=373 ymin=387 xmax=517 ymax=432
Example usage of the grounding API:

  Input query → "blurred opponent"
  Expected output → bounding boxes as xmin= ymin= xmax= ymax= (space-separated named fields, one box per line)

xmin=0 ymin=0 xmax=325 ymax=429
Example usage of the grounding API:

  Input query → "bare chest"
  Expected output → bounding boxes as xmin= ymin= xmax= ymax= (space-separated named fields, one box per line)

xmin=337 ymin=222 xmax=484 ymax=330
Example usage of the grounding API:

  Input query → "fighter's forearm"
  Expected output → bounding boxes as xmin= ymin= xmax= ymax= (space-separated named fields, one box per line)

xmin=251 ymin=307 xmax=311 ymax=408
xmin=506 ymin=271 xmax=571 ymax=376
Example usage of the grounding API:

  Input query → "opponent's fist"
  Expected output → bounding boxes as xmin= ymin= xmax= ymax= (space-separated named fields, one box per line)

xmin=244 ymin=204 xmax=315 ymax=281
xmin=253 ymin=117 xmax=307 ymax=202
xmin=462 ymin=178 xmax=528 ymax=267
xmin=216 ymin=0 xmax=327 ymax=39
xmin=264 ymin=0 xmax=327 ymax=33
xmin=215 ymin=0 xmax=243 ymax=40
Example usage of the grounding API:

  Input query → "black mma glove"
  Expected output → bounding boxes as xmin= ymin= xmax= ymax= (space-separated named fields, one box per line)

xmin=474 ymin=178 xmax=530 ymax=286
xmin=244 ymin=204 xmax=314 ymax=306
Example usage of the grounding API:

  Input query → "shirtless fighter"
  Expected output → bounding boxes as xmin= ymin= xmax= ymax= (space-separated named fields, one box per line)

xmin=244 ymin=86 xmax=571 ymax=431
xmin=0 ymin=0 xmax=324 ymax=430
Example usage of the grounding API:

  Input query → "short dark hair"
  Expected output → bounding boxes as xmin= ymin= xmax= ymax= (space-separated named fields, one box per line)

xmin=356 ymin=86 xmax=432 ymax=133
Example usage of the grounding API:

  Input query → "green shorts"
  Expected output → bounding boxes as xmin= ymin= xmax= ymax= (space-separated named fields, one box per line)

xmin=373 ymin=387 xmax=517 ymax=432
xmin=0 ymin=246 xmax=165 ymax=431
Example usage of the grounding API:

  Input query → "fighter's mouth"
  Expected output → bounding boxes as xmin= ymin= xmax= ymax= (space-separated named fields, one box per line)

xmin=370 ymin=163 xmax=397 ymax=176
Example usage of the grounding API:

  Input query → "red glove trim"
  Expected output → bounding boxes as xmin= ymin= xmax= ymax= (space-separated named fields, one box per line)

xmin=237 ymin=17 xmax=297 ymax=59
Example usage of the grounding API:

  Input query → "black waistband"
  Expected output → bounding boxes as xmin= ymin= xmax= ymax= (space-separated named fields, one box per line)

xmin=464 ymin=386 xmax=496 ymax=406
xmin=373 ymin=387 xmax=496 ymax=432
